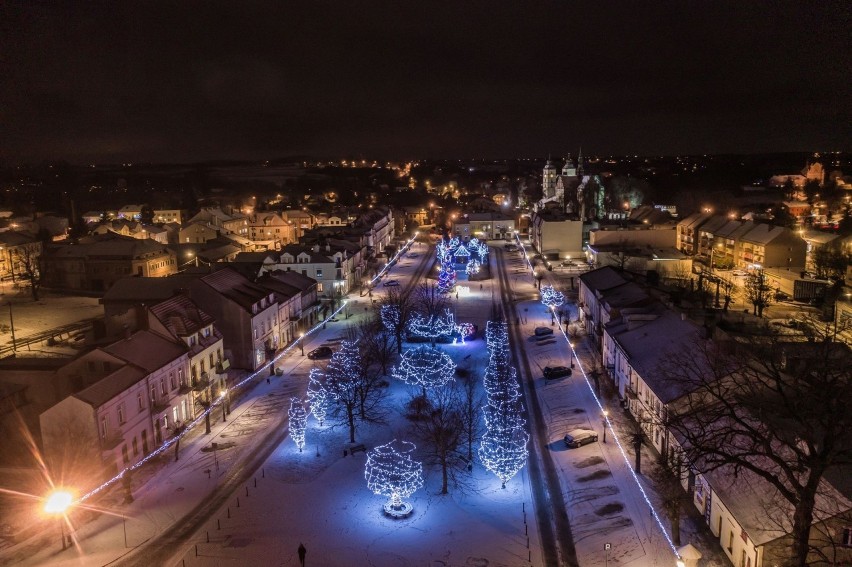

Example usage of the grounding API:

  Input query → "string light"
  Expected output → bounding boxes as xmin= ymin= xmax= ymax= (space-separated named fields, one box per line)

xmin=540 ymin=285 xmax=565 ymax=309
xmin=380 ymin=304 xmax=400 ymax=332
xmin=392 ymin=345 xmax=455 ymax=389
xmin=369 ymin=233 xmax=419 ymax=287
xmin=288 ymin=397 xmax=308 ymax=452
xmin=479 ymin=319 xmax=528 ymax=488
xmin=77 ymin=299 xmax=349 ymax=504
xmin=77 ymin=233 xmax=421 ymax=504
xmin=407 ymin=308 xmax=456 ymax=340
xmin=307 ymin=368 xmax=328 ymax=426
xmin=466 ymin=259 xmax=481 ymax=275
xmin=552 ymin=312 xmax=681 ymax=559
xmin=364 ymin=439 xmax=424 ymax=517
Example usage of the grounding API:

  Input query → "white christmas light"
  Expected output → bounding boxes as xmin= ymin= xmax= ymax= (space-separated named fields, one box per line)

xmin=307 ymin=368 xmax=328 ymax=426
xmin=380 ymin=304 xmax=400 ymax=333
xmin=288 ymin=397 xmax=308 ymax=452
xmin=392 ymin=345 xmax=456 ymax=389
xmin=365 ymin=439 xmax=424 ymax=517
xmin=540 ymin=285 xmax=565 ymax=309
xmin=466 ymin=259 xmax=481 ymax=275
xmin=479 ymin=424 xmax=529 ymax=489
xmin=407 ymin=308 xmax=456 ymax=339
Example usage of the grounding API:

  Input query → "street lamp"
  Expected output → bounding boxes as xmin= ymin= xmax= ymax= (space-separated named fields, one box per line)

xmin=602 ymin=410 xmax=609 ymax=443
xmin=44 ymin=489 xmax=73 ymax=550
xmin=299 ymin=333 xmax=305 ymax=356
xmin=219 ymin=391 xmax=227 ymax=422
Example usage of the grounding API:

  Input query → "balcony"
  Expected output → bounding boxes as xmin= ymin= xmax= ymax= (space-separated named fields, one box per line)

xmin=192 ymin=372 xmax=211 ymax=392
xmin=216 ymin=359 xmax=230 ymax=373
xmin=625 ymin=384 xmax=639 ymax=399
xmin=178 ymin=383 xmax=192 ymax=395
xmin=151 ymin=399 xmax=169 ymax=414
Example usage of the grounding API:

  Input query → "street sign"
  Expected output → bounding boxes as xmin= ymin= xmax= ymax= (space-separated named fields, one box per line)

xmin=605 ymin=543 xmax=611 ymax=550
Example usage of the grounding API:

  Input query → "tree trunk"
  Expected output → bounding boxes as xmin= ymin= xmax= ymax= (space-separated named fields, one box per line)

xmin=347 ymin=405 xmax=356 ymax=443
xmin=174 ymin=436 xmax=180 ymax=461
xmin=441 ymin=454 xmax=449 ymax=494
xmin=671 ymin=507 xmax=681 ymax=546
xmin=789 ymin=476 xmax=820 ymax=567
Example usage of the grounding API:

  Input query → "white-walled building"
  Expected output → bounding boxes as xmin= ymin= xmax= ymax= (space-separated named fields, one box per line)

xmin=190 ymin=269 xmax=280 ymax=370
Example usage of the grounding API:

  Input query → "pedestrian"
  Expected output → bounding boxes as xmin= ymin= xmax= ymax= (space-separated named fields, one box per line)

xmin=480 ymin=283 xmax=483 ymax=290
xmin=266 ymin=377 xmax=270 ymax=384
xmin=298 ymin=542 xmax=306 ymax=566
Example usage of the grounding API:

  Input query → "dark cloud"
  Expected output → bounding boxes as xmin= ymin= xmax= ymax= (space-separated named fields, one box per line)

xmin=1 ymin=1 xmax=849 ymax=163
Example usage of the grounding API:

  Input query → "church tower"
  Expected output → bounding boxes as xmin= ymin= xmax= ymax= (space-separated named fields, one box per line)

xmin=576 ymin=147 xmax=584 ymax=177
xmin=561 ymin=154 xmax=576 ymax=177
xmin=542 ymin=156 xmax=557 ymax=198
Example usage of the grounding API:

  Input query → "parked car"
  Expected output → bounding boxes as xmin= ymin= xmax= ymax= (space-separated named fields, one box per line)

xmin=533 ymin=326 xmax=554 ymax=337
xmin=560 ymin=260 xmax=577 ymax=267
xmin=544 ymin=366 xmax=571 ymax=380
xmin=564 ymin=429 xmax=598 ymax=448
xmin=307 ymin=346 xmax=333 ymax=360
xmin=732 ymin=269 xmax=748 ymax=277
xmin=383 ymin=279 xmax=400 ymax=287
xmin=407 ymin=253 xmax=419 ymax=258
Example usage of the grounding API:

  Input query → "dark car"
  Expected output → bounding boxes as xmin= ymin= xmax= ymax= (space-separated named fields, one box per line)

xmin=307 ymin=346 xmax=333 ymax=360
xmin=383 ymin=279 xmax=400 ymax=287
xmin=544 ymin=366 xmax=571 ymax=380
xmin=564 ymin=429 xmax=598 ymax=448
xmin=534 ymin=326 xmax=554 ymax=337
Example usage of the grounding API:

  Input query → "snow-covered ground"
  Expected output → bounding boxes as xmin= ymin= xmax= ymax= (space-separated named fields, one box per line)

xmin=0 ymin=290 xmax=101 ymax=352
xmin=0 ymin=238 xmax=728 ymax=567
xmin=1 ymin=241 xmax=543 ymax=567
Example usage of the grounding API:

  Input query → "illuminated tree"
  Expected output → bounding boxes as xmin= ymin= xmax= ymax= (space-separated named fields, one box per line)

xmin=407 ymin=308 xmax=456 ymax=342
xmin=306 ymin=369 xmax=328 ymax=426
xmin=540 ymin=285 xmax=565 ymax=309
xmin=324 ymin=341 xmax=363 ymax=442
xmin=479 ymin=418 xmax=529 ymax=489
xmin=466 ymin=260 xmax=481 ymax=275
xmin=288 ymin=397 xmax=308 ymax=452
xmin=479 ymin=317 xmax=529 ymax=488
xmin=393 ymin=345 xmax=455 ymax=390
xmin=365 ymin=439 xmax=424 ymax=517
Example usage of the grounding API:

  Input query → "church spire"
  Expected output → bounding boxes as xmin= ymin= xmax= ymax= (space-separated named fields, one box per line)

xmin=577 ymin=147 xmax=584 ymax=176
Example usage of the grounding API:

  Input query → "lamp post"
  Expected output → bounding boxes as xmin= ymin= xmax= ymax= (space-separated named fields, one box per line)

xmin=299 ymin=333 xmax=305 ymax=356
xmin=602 ymin=410 xmax=609 ymax=443
xmin=44 ymin=490 xmax=73 ymax=551
xmin=220 ymin=391 xmax=227 ymax=422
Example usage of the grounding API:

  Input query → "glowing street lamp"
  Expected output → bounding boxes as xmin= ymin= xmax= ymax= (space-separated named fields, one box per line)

xmin=44 ymin=490 xmax=73 ymax=550
xmin=219 ymin=391 xmax=227 ymax=422
xmin=299 ymin=333 xmax=305 ymax=356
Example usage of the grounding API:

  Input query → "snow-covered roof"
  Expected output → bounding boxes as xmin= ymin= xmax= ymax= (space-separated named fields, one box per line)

xmin=102 ymin=330 xmax=187 ymax=373
xmin=74 ymin=364 xmax=147 ymax=407
xmin=578 ymin=266 xmax=629 ymax=293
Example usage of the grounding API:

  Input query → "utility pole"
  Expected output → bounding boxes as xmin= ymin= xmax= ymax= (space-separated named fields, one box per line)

xmin=8 ymin=302 xmax=15 ymax=352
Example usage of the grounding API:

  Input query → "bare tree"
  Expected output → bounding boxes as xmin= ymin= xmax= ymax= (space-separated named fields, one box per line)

xmin=12 ymin=245 xmax=42 ymax=301
xmin=648 ymin=453 xmax=688 ymax=547
xmin=659 ymin=326 xmax=852 ymax=567
xmin=325 ymin=339 xmax=389 ymax=443
xmin=359 ymin=317 xmax=398 ymax=375
xmin=719 ymin=275 xmax=737 ymax=312
xmin=411 ymin=282 xmax=450 ymax=319
xmin=379 ymin=286 xmax=417 ymax=354
xmin=457 ymin=370 xmax=484 ymax=465
xmin=744 ymin=269 xmax=774 ymax=317
xmin=406 ymin=384 xmax=465 ymax=495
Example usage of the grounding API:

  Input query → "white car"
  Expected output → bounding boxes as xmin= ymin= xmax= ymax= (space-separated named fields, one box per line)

xmin=732 ymin=270 xmax=748 ymax=277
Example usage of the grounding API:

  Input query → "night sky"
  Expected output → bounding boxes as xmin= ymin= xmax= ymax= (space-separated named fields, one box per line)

xmin=1 ymin=1 xmax=850 ymax=164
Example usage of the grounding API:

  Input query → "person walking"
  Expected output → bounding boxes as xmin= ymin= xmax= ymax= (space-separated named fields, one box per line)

xmin=298 ymin=542 xmax=306 ymax=566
